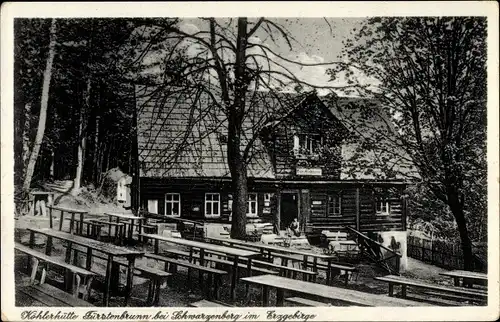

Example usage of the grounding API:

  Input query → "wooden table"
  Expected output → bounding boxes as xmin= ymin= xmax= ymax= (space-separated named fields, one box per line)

xmin=141 ymin=233 xmax=260 ymax=301
xmin=208 ymin=237 xmax=342 ymax=285
xmin=48 ymin=206 xmax=88 ymax=235
xmin=439 ymin=270 xmax=488 ymax=288
xmin=104 ymin=212 xmax=145 ymax=241
xmin=28 ymin=228 xmax=144 ymax=307
xmin=241 ymin=274 xmax=430 ymax=307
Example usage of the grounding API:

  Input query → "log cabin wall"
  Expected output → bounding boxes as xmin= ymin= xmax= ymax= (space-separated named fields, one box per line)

xmin=304 ymin=185 xmax=405 ymax=236
xmin=139 ymin=178 xmax=277 ymax=223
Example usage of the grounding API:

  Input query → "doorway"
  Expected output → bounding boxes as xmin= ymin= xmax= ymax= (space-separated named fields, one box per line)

xmin=280 ymin=193 xmax=299 ymax=230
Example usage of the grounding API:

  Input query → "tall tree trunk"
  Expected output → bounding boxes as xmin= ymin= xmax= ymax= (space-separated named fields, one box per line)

xmin=71 ymin=78 xmax=90 ymax=195
xmin=448 ymin=191 xmax=474 ymax=270
xmin=22 ymin=19 xmax=57 ymax=192
xmin=227 ymin=17 xmax=249 ymax=239
xmin=22 ymin=103 xmax=32 ymax=174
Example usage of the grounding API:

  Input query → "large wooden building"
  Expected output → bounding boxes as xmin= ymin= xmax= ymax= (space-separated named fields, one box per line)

xmin=133 ymin=85 xmax=415 ymax=248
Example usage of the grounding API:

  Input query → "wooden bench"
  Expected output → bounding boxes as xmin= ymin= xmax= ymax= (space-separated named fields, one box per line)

xmin=161 ymin=249 xmax=279 ymax=276
xmin=90 ymin=219 xmax=125 ymax=244
xmin=251 ymin=259 xmax=318 ymax=281
xmin=71 ymin=248 xmax=171 ymax=306
xmin=113 ymin=258 xmax=171 ymax=306
xmin=15 ymin=243 xmax=96 ymax=300
xmin=374 ymin=275 xmax=487 ymax=303
xmin=302 ymin=261 xmax=358 ymax=285
xmin=144 ymin=252 xmax=227 ymax=300
xmin=189 ymin=299 xmax=231 ymax=307
xmin=66 ymin=218 xmax=104 ymax=239
xmin=242 ymin=274 xmax=429 ymax=307
xmin=285 ymin=297 xmax=329 ymax=307
xmin=17 ymin=283 xmax=95 ymax=307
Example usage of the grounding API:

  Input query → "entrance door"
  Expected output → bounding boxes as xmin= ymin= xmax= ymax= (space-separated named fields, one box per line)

xmin=280 ymin=193 xmax=298 ymax=230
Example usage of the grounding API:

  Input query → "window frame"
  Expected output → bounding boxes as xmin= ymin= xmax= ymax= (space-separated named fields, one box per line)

xmin=147 ymin=199 xmax=158 ymax=214
xmin=327 ymin=192 xmax=342 ymax=217
xmin=374 ymin=190 xmax=391 ymax=215
xmin=205 ymin=193 xmax=221 ymax=218
xmin=164 ymin=193 xmax=181 ymax=217
xmin=246 ymin=193 xmax=258 ymax=217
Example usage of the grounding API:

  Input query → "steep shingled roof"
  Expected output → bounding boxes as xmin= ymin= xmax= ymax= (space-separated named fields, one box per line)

xmin=320 ymin=95 xmax=418 ymax=180
xmin=135 ymin=85 xmax=309 ymax=179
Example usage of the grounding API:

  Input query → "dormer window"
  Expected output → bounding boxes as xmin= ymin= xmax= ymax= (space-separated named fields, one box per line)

xmin=293 ymin=133 xmax=322 ymax=156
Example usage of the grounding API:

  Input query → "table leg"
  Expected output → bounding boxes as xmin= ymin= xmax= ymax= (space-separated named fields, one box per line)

xmin=245 ymin=258 xmax=252 ymax=296
xmin=27 ymin=230 xmax=35 ymax=272
xmin=86 ymin=248 xmax=93 ymax=270
xmin=129 ymin=220 xmax=135 ymax=241
xmin=302 ymin=256 xmax=308 ymax=281
xmin=138 ymin=220 xmax=143 ymax=243
xmin=401 ymin=285 xmax=407 ymax=298
xmin=65 ymin=241 xmax=74 ymax=293
xmin=49 ymin=207 xmax=53 ymax=229
xmin=104 ymin=255 xmax=114 ymax=307
xmin=230 ymin=256 xmax=239 ymax=301
xmin=312 ymin=257 xmax=318 ymax=282
xmin=262 ymin=285 xmax=269 ymax=307
xmin=125 ymin=256 xmax=135 ymax=306
xmin=276 ymin=288 xmax=284 ymax=306
xmin=79 ymin=213 xmax=84 ymax=235
xmin=45 ymin=236 xmax=53 ymax=256
xmin=154 ymin=239 xmax=159 ymax=254
xmin=70 ymin=213 xmax=76 ymax=234
xmin=388 ymin=283 xmax=394 ymax=297
xmin=199 ymin=249 xmax=205 ymax=283
xmin=326 ymin=258 xmax=332 ymax=285
xmin=453 ymin=277 xmax=460 ymax=287
xmin=59 ymin=212 xmax=64 ymax=231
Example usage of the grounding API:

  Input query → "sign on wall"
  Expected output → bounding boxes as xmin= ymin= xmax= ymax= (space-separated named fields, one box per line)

xmin=296 ymin=167 xmax=322 ymax=176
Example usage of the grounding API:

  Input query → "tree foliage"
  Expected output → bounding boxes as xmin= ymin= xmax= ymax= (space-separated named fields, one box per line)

xmin=330 ymin=17 xmax=487 ymax=269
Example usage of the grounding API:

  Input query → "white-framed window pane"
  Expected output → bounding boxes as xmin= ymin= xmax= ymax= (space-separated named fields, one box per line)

xmin=247 ymin=193 xmax=258 ymax=216
xmin=165 ymin=193 xmax=181 ymax=216
xmin=327 ymin=194 xmax=341 ymax=216
xmin=147 ymin=199 xmax=158 ymax=214
xmin=205 ymin=193 xmax=220 ymax=217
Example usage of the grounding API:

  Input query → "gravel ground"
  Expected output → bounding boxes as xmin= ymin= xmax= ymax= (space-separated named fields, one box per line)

xmin=12 ymin=215 xmax=484 ymax=307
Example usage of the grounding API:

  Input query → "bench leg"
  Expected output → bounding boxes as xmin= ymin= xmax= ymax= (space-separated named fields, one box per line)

xmin=213 ymin=275 xmax=221 ymax=300
xmin=344 ymin=271 xmax=349 ymax=286
xmin=147 ymin=281 xmax=154 ymax=305
xmin=262 ymin=285 xmax=269 ymax=307
xmin=124 ymin=257 xmax=135 ymax=306
xmin=103 ymin=255 xmax=114 ymax=307
xmin=401 ymin=285 xmax=407 ymax=298
xmin=388 ymin=283 xmax=394 ymax=297
xmin=73 ymin=274 xmax=81 ymax=298
xmin=83 ymin=276 xmax=94 ymax=301
xmin=230 ymin=256 xmax=239 ymax=302
xmin=206 ymin=273 xmax=213 ymax=300
xmin=154 ymin=279 xmax=161 ymax=306
xmin=40 ymin=267 xmax=47 ymax=285
xmin=276 ymin=288 xmax=284 ymax=307
xmin=168 ymin=264 xmax=175 ymax=287
xmin=30 ymin=258 xmax=39 ymax=284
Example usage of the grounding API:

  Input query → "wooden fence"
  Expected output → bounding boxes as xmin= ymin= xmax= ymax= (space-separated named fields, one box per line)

xmin=407 ymin=235 xmax=465 ymax=270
